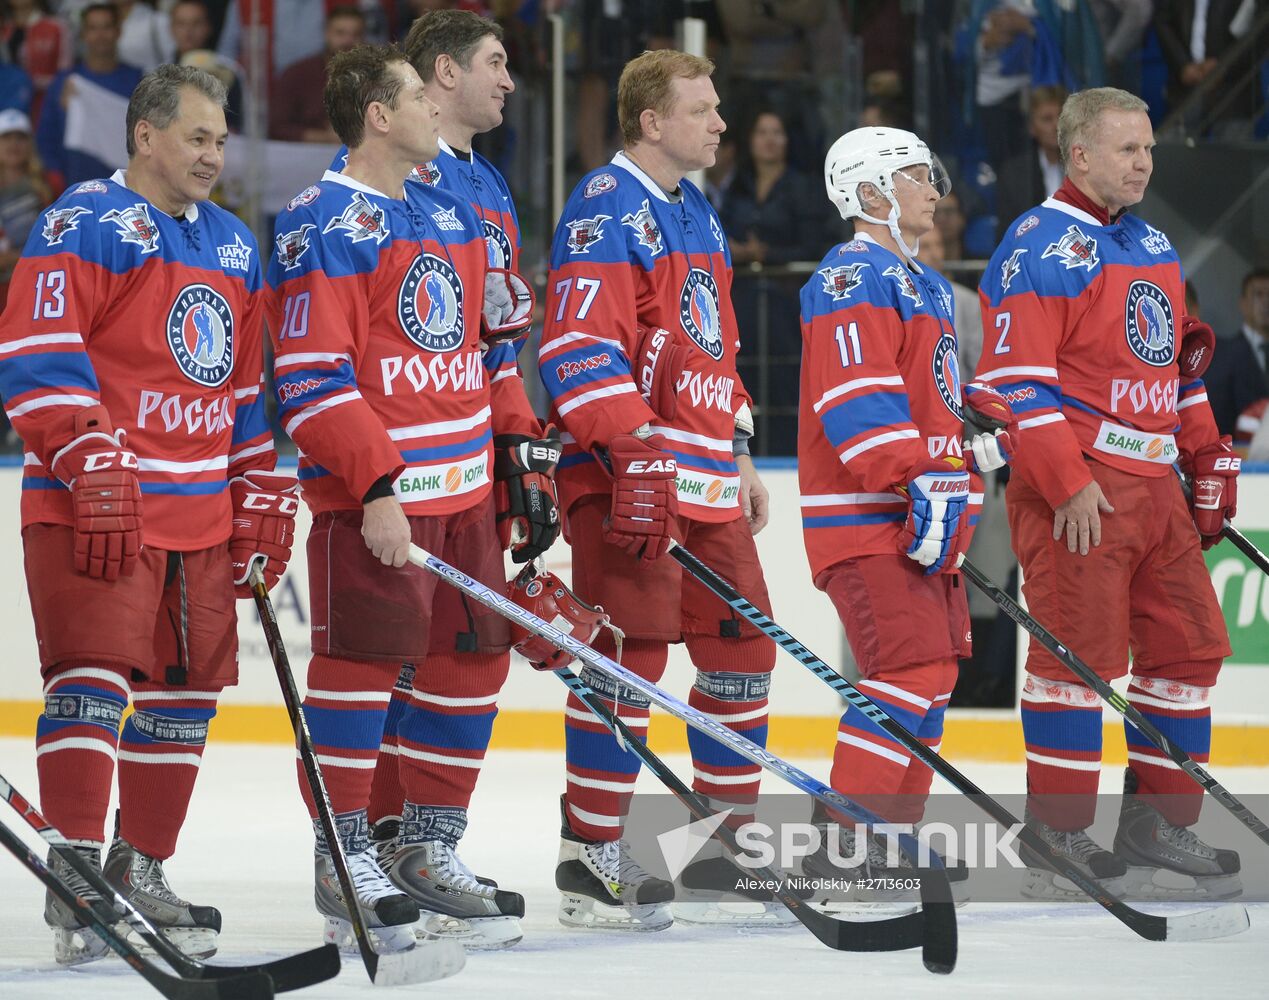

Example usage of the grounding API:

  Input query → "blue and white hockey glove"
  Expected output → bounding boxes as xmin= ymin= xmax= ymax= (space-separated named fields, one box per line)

xmin=962 ymin=382 xmax=1016 ymax=473
xmin=899 ymin=462 xmax=971 ymax=574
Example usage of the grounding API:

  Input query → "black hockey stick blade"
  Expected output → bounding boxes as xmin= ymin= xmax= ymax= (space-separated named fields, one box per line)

xmin=667 ymin=541 xmax=1250 ymax=942
xmin=551 ymin=667 xmax=944 ymax=963
xmin=248 ymin=564 xmax=466 ymax=987
xmin=0 ymin=814 xmax=273 ymax=1000
xmin=957 ymin=557 xmax=1269 ymax=848
xmin=0 ymin=771 xmax=340 ymax=993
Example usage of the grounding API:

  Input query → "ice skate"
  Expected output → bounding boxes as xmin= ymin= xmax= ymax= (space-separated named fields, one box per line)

xmin=314 ymin=848 xmax=420 ymax=954
xmin=1113 ymin=768 xmax=1242 ymax=901
xmin=1020 ymin=810 xmax=1128 ymax=900
xmin=389 ymin=805 xmax=523 ymax=950
xmin=44 ymin=843 xmax=112 ymax=965
xmin=372 ymin=814 xmax=498 ymax=887
xmin=556 ymin=798 xmax=673 ymax=931
xmin=673 ymin=836 xmax=803 ymax=927
xmin=104 ymin=836 xmax=221 ymax=959
xmin=800 ymin=816 xmax=922 ymax=910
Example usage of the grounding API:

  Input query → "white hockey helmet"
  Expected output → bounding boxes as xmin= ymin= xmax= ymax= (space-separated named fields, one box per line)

xmin=824 ymin=127 xmax=951 ymax=250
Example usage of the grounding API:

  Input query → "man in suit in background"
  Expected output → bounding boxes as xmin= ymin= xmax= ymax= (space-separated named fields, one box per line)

xmin=995 ymin=85 xmax=1067 ymax=241
xmin=1205 ymin=267 xmax=1269 ymax=436
xmin=1155 ymin=0 xmax=1262 ymax=135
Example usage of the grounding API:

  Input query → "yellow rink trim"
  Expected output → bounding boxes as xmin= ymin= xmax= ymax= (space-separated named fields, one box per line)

xmin=2 ymin=699 xmax=1268 ymax=766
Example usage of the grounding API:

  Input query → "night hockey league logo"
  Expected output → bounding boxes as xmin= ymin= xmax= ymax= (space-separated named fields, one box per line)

xmin=1014 ymin=214 xmax=1039 ymax=237
xmin=101 ymin=203 xmax=161 ymax=254
xmin=42 ymin=205 xmax=91 ymax=246
xmin=323 ymin=191 xmax=389 ymax=244
xmin=679 ymin=268 xmax=723 ymax=360
xmin=837 ymin=239 xmax=869 ymax=255
xmin=584 ymin=172 xmax=617 ymax=198
xmin=1124 ymin=279 xmax=1174 ymax=367
xmin=167 ymin=284 xmax=234 ymax=387
xmin=73 ymin=180 xmax=108 ymax=195
xmin=1042 ymin=225 xmax=1099 ymax=271
xmin=410 ymin=161 xmax=442 ymax=186
xmin=1141 ymin=223 xmax=1172 ymax=255
xmin=817 ymin=263 xmax=867 ymax=301
xmin=623 ymin=199 xmax=664 ymax=256
xmin=883 ymin=264 xmax=923 ymax=307
xmin=398 ymin=252 xmax=465 ymax=353
xmin=1001 ymin=247 xmax=1028 ymax=292
xmin=565 ymin=214 xmax=609 ymax=254
xmin=275 ymin=223 xmax=316 ymax=271
xmin=931 ymin=334 xmax=963 ymax=418
xmin=484 ymin=220 xmax=513 ymax=268
xmin=287 ymin=185 xmax=320 ymax=211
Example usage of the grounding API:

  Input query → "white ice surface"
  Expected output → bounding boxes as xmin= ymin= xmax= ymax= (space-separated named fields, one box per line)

xmin=0 ymin=737 xmax=1266 ymax=999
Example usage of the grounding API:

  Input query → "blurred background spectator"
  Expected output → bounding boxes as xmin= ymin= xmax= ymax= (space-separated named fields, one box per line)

xmin=1206 ymin=266 xmax=1269 ymax=438
xmin=171 ymin=0 xmax=244 ymax=129
xmin=0 ymin=107 xmax=51 ymax=311
xmin=0 ymin=0 xmax=72 ymax=122
xmin=268 ymin=4 xmax=365 ymax=143
xmin=36 ymin=2 xmax=142 ymax=194
xmin=993 ymin=83 xmax=1065 ymax=239
xmin=115 ymin=0 xmax=170 ymax=71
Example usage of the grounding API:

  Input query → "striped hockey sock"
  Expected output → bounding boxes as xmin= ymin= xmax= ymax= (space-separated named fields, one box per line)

xmin=1125 ymin=675 xmax=1212 ymax=827
xmin=1021 ymin=672 xmax=1104 ymax=830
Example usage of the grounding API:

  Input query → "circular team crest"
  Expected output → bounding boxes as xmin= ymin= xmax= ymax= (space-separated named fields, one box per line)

xmin=524 ymin=578 xmax=544 ymax=598
xmin=398 ymin=253 xmax=465 ymax=353
xmin=679 ymin=268 xmax=723 ymax=360
xmin=166 ymin=284 xmax=234 ymax=387
xmin=1124 ymin=280 xmax=1174 ymax=367
xmin=931 ymin=335 xmax=963 ymax=418
xmin=483 ymin=220 xmax=513 ymax=269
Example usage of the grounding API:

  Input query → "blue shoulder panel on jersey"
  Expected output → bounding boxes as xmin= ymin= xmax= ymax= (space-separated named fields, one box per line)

xmin=0 ymin=350 xmax=99 ymax=401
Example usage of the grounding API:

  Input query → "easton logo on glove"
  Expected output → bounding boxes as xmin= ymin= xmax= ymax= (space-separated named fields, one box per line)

xmin=601 ymin=432 xmax=679 ymax=561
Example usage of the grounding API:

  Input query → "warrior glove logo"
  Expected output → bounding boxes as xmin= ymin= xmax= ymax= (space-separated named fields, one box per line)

xmin=42 ymin=206 xmax=91 ymax=246
xmin=1042 ymin=225 xmax=1099 ymax=271
xmin=324 ymin=191 xmax=389 ymax=244
xmin=1001 ymin=248 xmax=1027 ymax=292
xmin=565 ymin=214 xmax=609 ymax=254
xmin=883 ymin=264 xmax=924 ymax=307
xmin=622 ymin=199 xmax=664 ymax=256
xmin=398 ymin=252 xmax=465 ymax=353
xmin=275 ymin=224 xmax=316 ymax=270
xmin=931 ymin=335 xmax=963 ymax=419
xmin=818 ymin=263 xmax=867 ymax=301
xmin=167 ymin=284 xmax=234 ymax=387
xmin=101 ymin=203 xmax=161 ymax=254
xmin=679 ymin=268 xmax=723 ymax=360
xmin=1124 ymin=280 xmax=1175 ymax=367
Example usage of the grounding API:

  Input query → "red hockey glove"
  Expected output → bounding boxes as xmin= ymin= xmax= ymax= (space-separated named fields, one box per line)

xmin=494 ymin=424 xmax=563 ymax=563
xmin=481 ymin=268 xmax=535 ymax=344
xmin=1178 ymin=316 xmax=1215 ymax=379
xmin=961 ymin=381 xmax=1016 ymax=472
xmin=602 ymin=433 xmax=678 ymax=561
xmin=50 ymin=407 xmax=142 ymax=581
xmin=633 ymin=324 xmax=689 ymax=422
xmin=899 ymin=460 xmax=971 ymax=574
xmin=229 ymin=470 xmax=299 ymax=596
xmin=1189 ymin=437 xmax=1239 ymax=550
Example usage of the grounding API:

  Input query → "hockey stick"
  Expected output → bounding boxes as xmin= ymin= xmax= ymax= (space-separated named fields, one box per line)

xmin=0 ymin=772 xmax=341 ymax=993
xmin=666 ymin=541 xmax=1249 ymax=942
xmin=247 ymin=563 xmax=465 ymax=988
xmin=0 ymin=809 xmax=273 ymax=1000
xmin=404 ymin=544 xmax=958 ymax=974
xmin=956 ymin=556 xmax=1269 ymax=847
xmin=550 ymin=664 xmax=934 ymax=956
xmin=1217 ymin=519 xmax=1269 ymax=577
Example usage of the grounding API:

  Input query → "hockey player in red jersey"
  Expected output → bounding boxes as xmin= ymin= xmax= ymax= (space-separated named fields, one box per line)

xmin=349 ymin=9 xmax=553 ymax=885
xmin=267 ymin=45 xmax=552 ymax=953
xmin=0 ymin=65 xmax=295 ymax=963
xmin=538 ymin=49 xmax=781 ymax=931
xmin=797 ymin=126 xmax=1012 ymax=883
xmin=977 ymin=88 xmax=1240 ymax=899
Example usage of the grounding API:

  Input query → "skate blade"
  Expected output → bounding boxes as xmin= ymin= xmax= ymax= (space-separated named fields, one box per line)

xmin=1122 ymin=866 xmax=1244 ymax=901
xmin=121 ymin=923 xmax=219 ymax=960
xmin=415 ymin=912 xmax=523 ymax=951
xmin=52 ymin=926 xmax=113 ymax=966
xmin=672 ymin=900 xmax=799 ymax=927
xmin=1021 ymin=866 xmax=1126 ymax=901
xmin=323 ymin=915 xmax=417 ymax=956
xmin=810 ymin=899 xmax=921 ymax=919
xmin=557 ymin=893 xmax=673 ymax=932
xmin=367 ymin=939 xmax=466 ymax=987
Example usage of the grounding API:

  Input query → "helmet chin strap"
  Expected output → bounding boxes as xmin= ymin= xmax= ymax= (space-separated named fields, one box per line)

xmin=857 ymin=198 xmax=921 ymax=260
